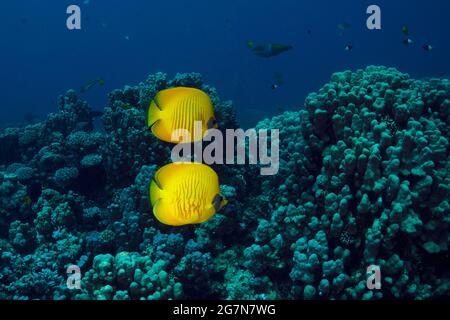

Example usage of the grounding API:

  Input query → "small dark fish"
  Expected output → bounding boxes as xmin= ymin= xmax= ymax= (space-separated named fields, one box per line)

xmin=80 ymin=80 xmax=97 ymax=93
xmin=423 ymin=44 xmax=433 ymax=52
xmin=270 ymin=72 xmax=284 ymax=90
xmin=80 ymin=78 xmax=105 ymax=93
xmin=345 ymin=44 xmax=353 ymax=51
xmin=247 ymin=41 xmax=293 ymax=58
xmin=403 ymin=38 xmax=413 ymax=45
xmin=402 ymin=26 xmax=409 ymax=36
xmin=307 ymin=29 xmax=312 ymax=35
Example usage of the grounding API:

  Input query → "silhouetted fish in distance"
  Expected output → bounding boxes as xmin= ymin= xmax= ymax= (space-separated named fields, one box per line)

xmin=247 ymin=41 xmax=293 ymax=58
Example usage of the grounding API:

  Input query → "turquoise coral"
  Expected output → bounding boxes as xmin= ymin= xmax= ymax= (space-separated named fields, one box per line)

xmin=0 ymin=67 xmax=448 ymax=299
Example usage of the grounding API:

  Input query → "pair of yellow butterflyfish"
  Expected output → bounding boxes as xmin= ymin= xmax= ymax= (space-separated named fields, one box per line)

xmin=147 ymin=87 xmax=228 ymax=226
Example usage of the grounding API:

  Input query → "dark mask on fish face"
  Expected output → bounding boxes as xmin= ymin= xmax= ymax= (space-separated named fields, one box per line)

xmin=212 ymin=194 xmax=224 ymax=211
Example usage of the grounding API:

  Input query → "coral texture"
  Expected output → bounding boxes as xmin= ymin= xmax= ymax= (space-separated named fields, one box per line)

xmin=0 ymin=67 xmax=448 ymax=299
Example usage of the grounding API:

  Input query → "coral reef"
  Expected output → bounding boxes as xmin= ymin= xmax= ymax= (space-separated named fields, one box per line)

xmin=0 ymin=67 xmax=449 ymax=300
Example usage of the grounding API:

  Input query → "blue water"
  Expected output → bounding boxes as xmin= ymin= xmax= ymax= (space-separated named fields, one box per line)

xmin=1 ymin=0 xmax=450 ymax=128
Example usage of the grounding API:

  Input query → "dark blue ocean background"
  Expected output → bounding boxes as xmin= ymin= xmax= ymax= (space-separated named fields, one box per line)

xmin=1 ymin=0 xmax=450 ymax=128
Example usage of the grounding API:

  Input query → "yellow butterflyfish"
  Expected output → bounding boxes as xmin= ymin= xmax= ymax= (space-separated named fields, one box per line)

xmin=147 ymin=87 xmax=218 ymax=143
xmin=149 ymin=163 xmax=227 ymax=226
